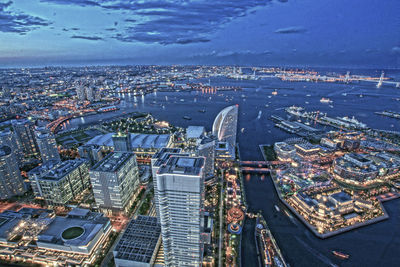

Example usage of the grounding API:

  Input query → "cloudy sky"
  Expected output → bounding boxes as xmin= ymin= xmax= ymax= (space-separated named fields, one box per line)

xmin=0 ymin=0 xmax=399 ymax=67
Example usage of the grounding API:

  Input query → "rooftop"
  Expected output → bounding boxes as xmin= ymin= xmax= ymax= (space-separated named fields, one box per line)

xmin=86 ymin=133 xmax=171 ymax=149
xmin=29 ymin=159 xmax=87 ymax=181
xmin=114 ymin=216 xmax=161 ymax=263
xmin=91 ymin=152 xmax=134 ymax=172
xmin=186 ymin=126 xmax=205 ymax=139
xmin=330 ymin=191 xmax=352 ymax=203
xmin=152 ymin=147 xmax=181 ymax=159
xmin=158 ymin=156 xmax=204 ymax=176
xmin=37 ymin=208 xmax=109 ymax=249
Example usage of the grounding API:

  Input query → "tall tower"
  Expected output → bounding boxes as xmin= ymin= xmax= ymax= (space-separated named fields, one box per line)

xmin=76 ymin=84 xmax=86 ymax=101
xmin=212 ymin=105 xmax=239 ymax=158
xmin=35 ymin=127 xmax=60 ymax=164
xmin=0 ymin=145 xmax=26 ymax=199
xmin=156 ymin=156 xmax=205 ymax=266
xmin=12 ymin=119 xmax=39 ymax=160
xmin=85 ymin=86 xmax=94 ymax=101
xmin=0 ymin=130 xmax=23 ymax=167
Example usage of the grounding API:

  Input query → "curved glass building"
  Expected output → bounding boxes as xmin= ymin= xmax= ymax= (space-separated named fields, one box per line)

xmin=212 ymin=105 xmax=238 ymax=157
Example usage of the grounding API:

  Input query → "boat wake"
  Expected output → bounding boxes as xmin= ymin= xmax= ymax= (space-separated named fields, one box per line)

xmin=295 ymin=237 xmax=335 ymax=266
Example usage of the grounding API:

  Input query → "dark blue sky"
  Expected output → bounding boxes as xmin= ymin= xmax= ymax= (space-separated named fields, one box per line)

xmin=0 ymin=0 xmax=399 ymax=67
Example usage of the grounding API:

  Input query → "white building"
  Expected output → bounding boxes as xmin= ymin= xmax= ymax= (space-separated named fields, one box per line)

xmin=212 ymin=105 xmax=238 ymax=158
xmin=156 ymin=156 xmax=205 ymax=266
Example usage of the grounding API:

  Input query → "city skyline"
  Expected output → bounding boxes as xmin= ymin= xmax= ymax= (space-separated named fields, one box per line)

xmin=0 ymin=0 xmax=399 ymax=68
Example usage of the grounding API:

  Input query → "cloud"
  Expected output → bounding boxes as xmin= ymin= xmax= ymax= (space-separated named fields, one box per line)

xmin=391 ymin=46 xmax=400 ymax=54
xmin=40 ymin=0 xmax=100 ymax=7
xmin=274 ymin=26 xmax=307 ymax=34
xmin=40 ymin=0 xmax=276 ymax=45
xmin=124 ymin=18 xmax=136 ymax=23
xmin=0 ymin=1 xmax=51 ymax=34
xmin=71 ymin=35 xmax=103 ymax=41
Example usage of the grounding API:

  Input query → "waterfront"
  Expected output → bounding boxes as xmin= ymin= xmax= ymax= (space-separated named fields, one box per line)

xmin=64 ymin=73 xmax=400 ymax=266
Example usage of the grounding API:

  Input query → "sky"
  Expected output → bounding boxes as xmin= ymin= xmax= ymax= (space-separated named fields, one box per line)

xmin=0 ymin=0 xmax=399 ymax=68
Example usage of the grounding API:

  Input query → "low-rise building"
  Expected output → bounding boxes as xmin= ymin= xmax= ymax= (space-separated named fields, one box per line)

xmin=113 ymin=216 xmax=161 ymax=267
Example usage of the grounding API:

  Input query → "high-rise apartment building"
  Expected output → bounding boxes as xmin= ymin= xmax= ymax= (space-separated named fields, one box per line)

xmin=90 ymin=152 xmax=140 ymax=215
xmin=151 ymin=148 xmax=186 ymax=220
xmin=12 ymin=119 xmax=39 ymax=159
xmin=0 ymin=130 xmax=23 ymax=166
xmin=35 ymin=127 xmax=60 ymax=164
xmin=0 ymin=145 xmax=26 ymax=199
xmin=155 ymin=156 xmax=205 ymax=266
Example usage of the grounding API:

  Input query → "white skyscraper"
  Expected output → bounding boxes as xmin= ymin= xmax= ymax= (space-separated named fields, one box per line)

xmin=212 ymin=105 xmax=238 ymax=158
xmin=155 ymin=156 xmax=205 ymax=266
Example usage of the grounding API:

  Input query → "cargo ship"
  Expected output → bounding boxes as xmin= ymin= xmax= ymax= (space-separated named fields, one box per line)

xmin=332 ymin=251 xmax=349 ymax=259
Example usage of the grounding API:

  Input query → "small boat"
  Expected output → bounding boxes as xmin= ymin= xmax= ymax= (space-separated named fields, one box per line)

xmin=241 ymin=128 xmax=245 ymax=133
xmin=274 ymin=205 xmax=280 ymax=212
xmin=180 ymin=99 xmax=185 ymax=102
xmin=320 ymin=97 xmax=332 ymax=103
xmin=332 ymin=251 xmax=349 ymax=259
xmin=183 ymin=116 xmax=192 ymax=120
xmin=198 ymin=109 xmax=206 ymax=113
xmin=272 ymin=90 xmax=278 ymax=95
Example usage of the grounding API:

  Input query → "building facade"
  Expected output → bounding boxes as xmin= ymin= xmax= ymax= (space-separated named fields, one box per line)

xmin=28 ymin=159 xmax=90 ymax=205
xmin=156 ymin=156 xmax=205 ymax=266
xmin=12 ymin=119 xmax=39 ymax=159
xmin=35 ymin=128 xmax=61 ymax=164
xmin=0 ymin=146 xmax=26 ymax=199
xmin=212 ymin=105 xmax=238 ymax=158
xmin=0 ymin=130 xmax=23 ymax=166
xmin=90 ymin=152 xmax=140 ymax=215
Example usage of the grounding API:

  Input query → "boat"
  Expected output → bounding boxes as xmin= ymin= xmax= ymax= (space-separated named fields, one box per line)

xmin=272 ymin=90 xmax=278 ymax=95
xmin=320 ymin=97 xmax=332 ymax=103
xmin=241 ymin=128 xmax=245 ymax=133
xmin=274 ymin=205 xmax=280 ymax=212
xmin=332 ymin=251 xmax=349 ymax=259
xmin=183 ymin=116 xmax=192 ymax=120
xmin=198 ymin=109 xmax=206 ymax=113
xmin=257 ymin=110 xmax=262 ymax=120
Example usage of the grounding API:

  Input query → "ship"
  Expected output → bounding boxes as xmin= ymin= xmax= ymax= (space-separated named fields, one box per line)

xmin=332 ymin=251 xmax=349 ymax=259
xmin=183 ymin=116 xmax=192 ymax=120
xmin=320 ymin=97 xmax=332 ymax=103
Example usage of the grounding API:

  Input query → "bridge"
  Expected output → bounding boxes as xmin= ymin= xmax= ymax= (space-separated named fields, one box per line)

xmin=240 ymin=167 xmax=270 ymax=174
xmin=239 ymin=160 xmax=287 ymax=174
xmin=240 ymin=161 xmax=286 ymax=166
xmin=47 ymin=115 xmax=72 ymax=133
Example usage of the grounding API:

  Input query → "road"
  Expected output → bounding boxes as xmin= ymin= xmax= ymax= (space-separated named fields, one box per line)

xmin=101 ymin=183 xmax=153 ymax=267
xmin=218 ymin=173 xmax=224 ymax=267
